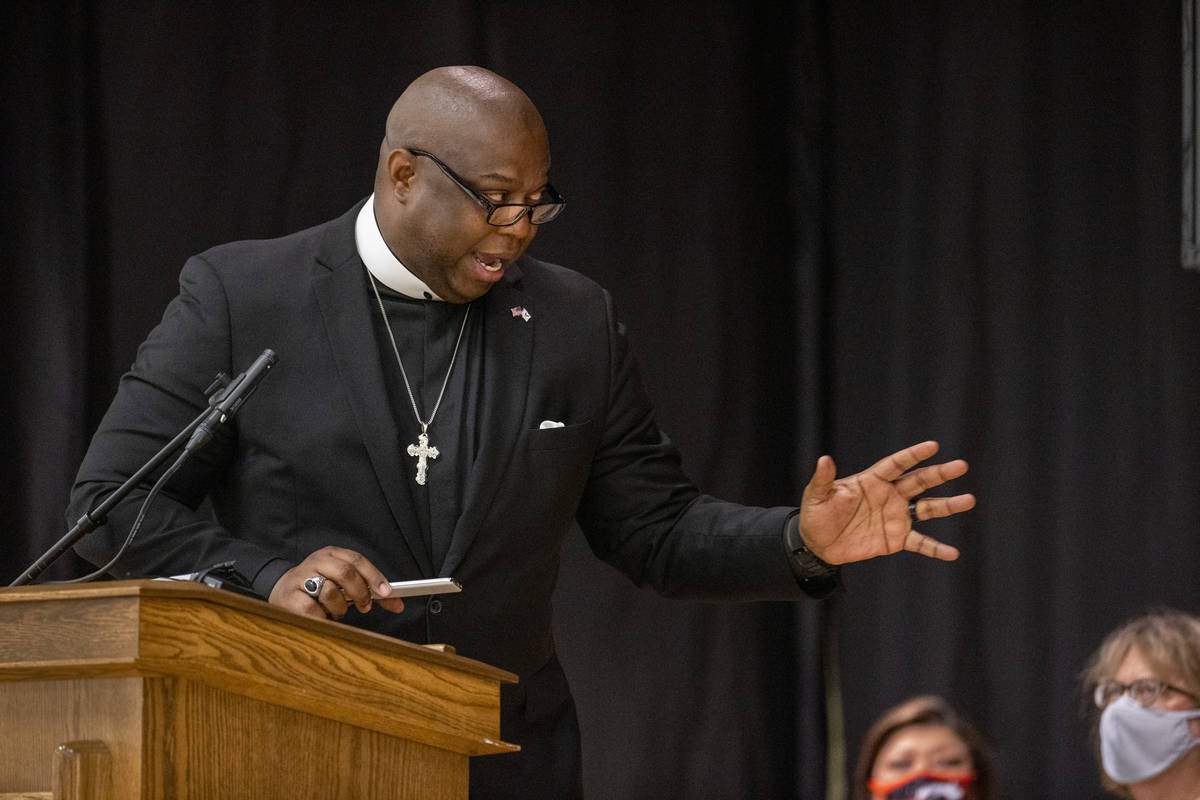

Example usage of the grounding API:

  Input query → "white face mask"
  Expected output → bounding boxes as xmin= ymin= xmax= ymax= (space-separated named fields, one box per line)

xmin=1099 ymin=694 xmax=1200 ymax=784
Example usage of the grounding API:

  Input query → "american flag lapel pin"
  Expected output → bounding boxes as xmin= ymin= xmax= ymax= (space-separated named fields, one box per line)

xmin=510 ymin=306 xmax=532 ymax=322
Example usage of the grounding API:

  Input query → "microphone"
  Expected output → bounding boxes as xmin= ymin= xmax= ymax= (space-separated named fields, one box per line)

xmin=185 ymin=349 xmax=277 ymax=453
xmin=10 ymin=347 xmax=279 ymax=587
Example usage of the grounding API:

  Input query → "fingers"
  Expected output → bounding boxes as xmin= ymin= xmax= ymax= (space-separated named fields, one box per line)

xmin=275 ymin=547 xmax=404 ymax=620
xmin=868 ymin=440 xmax=940 ymax=482
xmin=312 ymin=548 xmax=391 ymax=612
xmin=268 ymin=571 xmax=329 ymax=619
xmin=312 ymin=576 xmax=353 ymax=620
xmin=910 ymin=493 xmax=976 ymax=522
xmin=905 ymin=494 xmax=973 ymax=562
xmin=374 ymin=597 xmax=408 ymax=614
xmin=894 ymin=458 xmax=969 ymax=499
xmin=903 ymin=529 xmax=960 ymax=561
xmin=875 ymin=442 xmax=973 ymax=525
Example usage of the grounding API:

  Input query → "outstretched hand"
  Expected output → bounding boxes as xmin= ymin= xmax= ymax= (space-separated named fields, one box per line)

xmin=798 ymin=440 xmax=975 ymax=565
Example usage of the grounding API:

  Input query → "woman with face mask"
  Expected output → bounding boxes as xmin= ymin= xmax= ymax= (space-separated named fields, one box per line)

xmin=1083 ymin=609 xmax=1200 ymax=800
xmin=852 ymin=695 xmax=997 ymax=800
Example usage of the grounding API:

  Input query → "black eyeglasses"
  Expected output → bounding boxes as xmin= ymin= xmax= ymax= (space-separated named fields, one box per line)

xmin=407 ymin=148 xmax=565 ymax=227
xmin=1093 ymin=677 xmax=1198 ymax=709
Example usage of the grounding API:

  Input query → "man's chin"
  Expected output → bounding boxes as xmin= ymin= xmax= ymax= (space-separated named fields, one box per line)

xmin=442 ymin=276 xmax=495 ymax=304
xmin=442 ymin=264 xmax=504 ymax=302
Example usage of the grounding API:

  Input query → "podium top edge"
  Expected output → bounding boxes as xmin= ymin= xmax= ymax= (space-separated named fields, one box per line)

xmin=0 ymin=579 xmax=517 ymax=684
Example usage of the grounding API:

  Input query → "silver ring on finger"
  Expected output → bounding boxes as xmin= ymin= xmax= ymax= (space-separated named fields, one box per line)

xmin=302 ymin=575 xmax=326 ymax=599
xmin=908 ymin=501 xmax=920 ymax=526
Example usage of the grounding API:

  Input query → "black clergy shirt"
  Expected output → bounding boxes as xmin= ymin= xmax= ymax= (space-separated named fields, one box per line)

xmin=369 ymin=281 xmax=484 ymax=572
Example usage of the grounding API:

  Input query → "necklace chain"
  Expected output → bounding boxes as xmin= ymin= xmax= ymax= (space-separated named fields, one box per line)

xmin=368 ymin=272 xmax=470 ymax=435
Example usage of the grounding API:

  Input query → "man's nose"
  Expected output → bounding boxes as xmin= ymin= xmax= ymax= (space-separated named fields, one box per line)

xmin=498 ymin=211 xmax=535 ymax=240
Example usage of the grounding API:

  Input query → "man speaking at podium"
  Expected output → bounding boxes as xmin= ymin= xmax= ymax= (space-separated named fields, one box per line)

xmin=67 ymin=66 xmax=975 ymax=798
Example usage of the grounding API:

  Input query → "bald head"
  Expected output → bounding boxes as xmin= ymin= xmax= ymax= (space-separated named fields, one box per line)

xmin=370 ymin=67 xmax=553 ymax=303
xmin=376 ymin=66 xmax=548 ymax=186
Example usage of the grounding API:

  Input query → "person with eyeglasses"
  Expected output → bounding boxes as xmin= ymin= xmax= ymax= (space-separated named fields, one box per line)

xmin=1082 ymin=609 xmax=1200 ymax=799
xmin=67 ymin=65 xmax=975 ymax=798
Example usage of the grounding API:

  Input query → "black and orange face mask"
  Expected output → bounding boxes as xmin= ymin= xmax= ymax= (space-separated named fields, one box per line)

xmin=868 ymin=772 xmax=976 ymax=800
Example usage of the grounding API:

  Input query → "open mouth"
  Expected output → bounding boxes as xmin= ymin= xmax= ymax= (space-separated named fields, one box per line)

xmin=475 ymin=254 xmax=504 ymax=273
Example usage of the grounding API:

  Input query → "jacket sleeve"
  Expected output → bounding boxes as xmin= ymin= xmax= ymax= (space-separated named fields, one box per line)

xmin=67 ymin=254 xmax=290 ymax=596
xmin=573 ymin=291 xmax=808 ymax=602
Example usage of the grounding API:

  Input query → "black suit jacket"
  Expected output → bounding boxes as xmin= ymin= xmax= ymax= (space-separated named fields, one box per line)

xmin=70 ymin=201 xmax=806 ymax=795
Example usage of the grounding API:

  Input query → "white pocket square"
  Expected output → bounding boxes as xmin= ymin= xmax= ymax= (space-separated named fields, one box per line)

xmin=538 ymin=420 xmax=566 ymax=429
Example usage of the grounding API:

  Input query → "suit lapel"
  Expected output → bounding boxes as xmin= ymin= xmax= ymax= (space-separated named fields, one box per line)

xmin=439 ymin=273 xmax=534 ymax=577
xmin=310 ymin=207 xmax=434 ymax=576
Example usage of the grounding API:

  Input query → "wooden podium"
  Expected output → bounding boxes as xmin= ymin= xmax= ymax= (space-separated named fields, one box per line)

xmin=0 ymin=580 xmax=517 ymax=798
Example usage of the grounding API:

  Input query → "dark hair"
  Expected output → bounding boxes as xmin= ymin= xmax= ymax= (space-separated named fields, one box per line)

xmin=851 ymin=695 xmax=996 ymax=800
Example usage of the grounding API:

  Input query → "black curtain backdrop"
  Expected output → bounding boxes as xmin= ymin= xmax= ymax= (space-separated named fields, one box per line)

xmin=2 ymin=3 xmax=1197 ymax=798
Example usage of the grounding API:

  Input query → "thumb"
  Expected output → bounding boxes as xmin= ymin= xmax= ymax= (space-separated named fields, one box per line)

xmin=804 ymin=454 xmax=838 ymax=502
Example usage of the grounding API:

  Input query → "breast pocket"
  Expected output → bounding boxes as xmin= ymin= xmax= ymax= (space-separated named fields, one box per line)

xmin=527 ymin=419 xmax=595 ymax=452
xmin=523 ymin=419 xmax=596 ymax=509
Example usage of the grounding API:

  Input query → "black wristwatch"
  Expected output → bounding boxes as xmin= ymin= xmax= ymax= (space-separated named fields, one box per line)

xmin=783 ymin=513 xmax=841 ymax=598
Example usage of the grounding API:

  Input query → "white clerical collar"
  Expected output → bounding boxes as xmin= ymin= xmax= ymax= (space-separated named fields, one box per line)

xmin=354 ymin=194 xmax=445 ymax=301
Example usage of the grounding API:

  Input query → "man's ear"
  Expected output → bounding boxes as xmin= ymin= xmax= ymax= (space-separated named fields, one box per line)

xmin=386 ymin=148 xmax=417 ymax=201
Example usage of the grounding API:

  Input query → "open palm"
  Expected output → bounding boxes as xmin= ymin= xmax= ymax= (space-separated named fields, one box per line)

xmin=798 ymin=441 xmax=975 ymax=565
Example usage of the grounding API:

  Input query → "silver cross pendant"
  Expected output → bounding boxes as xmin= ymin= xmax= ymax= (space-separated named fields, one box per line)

xmin=405 ymin=430 xmax=439 ymax=485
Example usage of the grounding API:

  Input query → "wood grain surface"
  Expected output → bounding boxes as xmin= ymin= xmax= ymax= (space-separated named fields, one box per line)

xmin=0 ymin=581 xmax=518 ymax=798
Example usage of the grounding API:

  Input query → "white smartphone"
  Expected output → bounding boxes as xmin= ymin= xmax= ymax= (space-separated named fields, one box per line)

xmin=373 ymin=577 xmax=462 ymax=598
